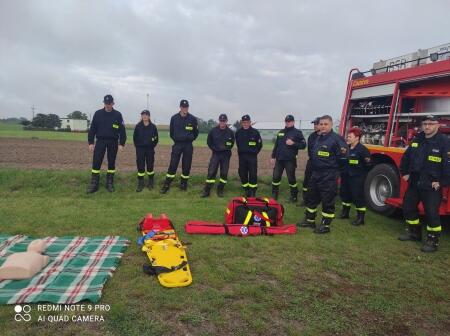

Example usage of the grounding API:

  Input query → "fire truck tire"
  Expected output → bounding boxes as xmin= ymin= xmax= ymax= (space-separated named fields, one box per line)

xmin=364 ymin=163 xmax=399 ymax=215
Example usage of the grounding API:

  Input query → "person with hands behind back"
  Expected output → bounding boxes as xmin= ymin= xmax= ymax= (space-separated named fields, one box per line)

xmin=339 ymin=127 xmax=371 ymax=225
xmin=200 ymin=114 xmax=235 ymax=198
xmin=270 ymin=114 xmax=306 ymax=202
xmin=399 ymin=115 xmax=450 ymax=252
xmin=87 ymin=94 xmax=126 ymax=194
xmin=133 ymin=109 xmax=158 ymax=192
xmin=235 ymin=114 xmax=262 ymax=197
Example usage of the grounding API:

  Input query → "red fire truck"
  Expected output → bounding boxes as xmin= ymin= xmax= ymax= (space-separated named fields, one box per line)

xmin=339 ymin=43 xmax=450 ymax=215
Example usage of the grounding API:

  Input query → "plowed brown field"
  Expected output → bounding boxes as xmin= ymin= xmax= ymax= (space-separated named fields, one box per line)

xmin=0 ymin=138 xmax=308 ymax=176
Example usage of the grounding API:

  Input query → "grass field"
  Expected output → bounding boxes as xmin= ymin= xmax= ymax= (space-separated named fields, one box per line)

xmin=0 ymin=168 xmax=449 ymax=335
xmin=0 ymin=121 xmax=209 ymax=146
xmin=0 ymin=121 xmax=276 ymax=148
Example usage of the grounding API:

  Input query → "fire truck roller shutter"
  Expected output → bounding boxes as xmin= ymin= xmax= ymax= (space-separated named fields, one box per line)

xmin=351 ymin=83 xmax=396 ymax=100
xmin=364 ymin=163 xmax=400 ymax=215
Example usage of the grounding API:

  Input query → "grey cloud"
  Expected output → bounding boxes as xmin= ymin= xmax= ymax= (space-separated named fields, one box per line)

xmin=0 ymin=0 xmax=449 ymax=124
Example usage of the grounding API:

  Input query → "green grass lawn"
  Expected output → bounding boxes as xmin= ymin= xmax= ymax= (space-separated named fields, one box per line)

xmin=0 ymin=168 xmax=449 ymax=335
xmin=0 ymin=121 xmax=208 ymax=146
xmin=0 ymin=122 xmax=275 ymax=148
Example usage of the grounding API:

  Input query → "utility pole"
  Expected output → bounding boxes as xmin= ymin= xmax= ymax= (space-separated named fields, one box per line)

xmin=146 ymin=94 xmax=149 ymax=110
xmin=31 ymin=104 xmax=36 ymax=120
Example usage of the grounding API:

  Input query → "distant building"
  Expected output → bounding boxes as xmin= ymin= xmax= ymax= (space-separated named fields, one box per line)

xmin=60 ymin=118 xmax=88 ymax=131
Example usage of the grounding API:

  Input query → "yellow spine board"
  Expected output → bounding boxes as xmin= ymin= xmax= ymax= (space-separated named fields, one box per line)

xmin=141 ymin=235 xmax=192 ymax=288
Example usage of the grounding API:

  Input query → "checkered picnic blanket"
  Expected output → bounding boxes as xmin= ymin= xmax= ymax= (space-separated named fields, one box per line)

xmin=0 ymin=235 xmax=129 ymax=304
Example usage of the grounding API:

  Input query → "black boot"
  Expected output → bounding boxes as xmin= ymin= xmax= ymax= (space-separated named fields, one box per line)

xmin=352 ymin=210 xmax=365 ymax=226
xmin=314 ymin=217 xmax=332 ymax=234
xmin=340 ymin=204 xmax=351 ymax=219
xmin=244 ymin=187 xmax=251 ymax=198
xmin=147 ymin=175 xmax=154 ymax=189
xmin=217 ymin=182 xmax=225 ymax=197
xmin=398 ymin=224 xmax=422 ymax=241
xmin=298 ymin=187 xmax=307 ymax=207
xmin=179 ymin=179 xmax=188 ymax=191
xmin=289 ymin=187 xmax=298 ymax=203
xmin=298 ymin=209 xmax=316 ymax=228
xmin=105 ymin=173 xmax=115 ymax=192
xmin=271 ymin=186 xmax=279 ymax=200
xmin=136 ymin=177 xmax=145 ymax=192
xmin=160 ymin=178 xmax=172 ymax=194
xmin=86 ymin=174 xmax=100 ymax=194
xmin=201 ymin=183 xmax=213 ymax=198
xmin=249 ymin=187 xmax=257 ymax=197
xmin=421 ymin=232 xmax=439 ymax=253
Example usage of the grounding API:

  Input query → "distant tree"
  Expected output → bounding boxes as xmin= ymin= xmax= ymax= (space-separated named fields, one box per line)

xmin=0 ymin=117 xmax=22 ymax=124
xmin=19 ymin=118 xmax=31 ymax=126
xmin=207 ymin=118 xmax=218 ymax=129
xmin=31 ymin=113 xmax=61 ymax=128
xmin=197 ymin=118 xmax=218 ymax=133
xmin=47 ymin=114 xmax=61 ymax=128
xmin=31 ymin=114 xmax=47 ymax=128
xmin=67 ymin=111 xmax=88 ymax=120
xmin=233 ymin=120 xmax=241 ymax=129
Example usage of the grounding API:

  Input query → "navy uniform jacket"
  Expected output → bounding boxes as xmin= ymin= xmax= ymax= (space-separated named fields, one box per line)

xmin=236 ymin=127 xmax=263 ymax=155
xmin=88 ymin=108 xmax=127 ymax=145
xmin=307 ymin=132 xmax=320 ymax=159
xmin=170 ymin=113 xmax=199 ymax=143
xmin=344 ymin=142 xmax=371 ymax=176
xmin=133 ymin=121 xmax=158 ymax=148
xmin=207 ymin=126 xmax=235 ymax=153
xmin=400 ymin=131 xmax=450 ymax=188
xmin=310 ymin=130 xmax=348 ymax=171
xmin=271 ymin=126 xmax=306 ymax=161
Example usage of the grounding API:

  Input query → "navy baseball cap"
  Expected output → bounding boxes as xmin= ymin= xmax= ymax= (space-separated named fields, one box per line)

xmin=219 ymin=114 xmax=228 ymax=122
xmin=241 ymin=114 xmax=251 ymax=121
xmin=103 ymin=95 xmax=114 ymax=104
xmin=141 ymin=110 xmax=150 ymax=115
xmin=311 ymin=117 xmax=320 ymax=125
xmin=285 ymin=115 xmax=295 ymax=122
xmin=422 ymin=114 xmax=438 ymax=122
xmin=180 ymin=99 xmax=189 ymax=107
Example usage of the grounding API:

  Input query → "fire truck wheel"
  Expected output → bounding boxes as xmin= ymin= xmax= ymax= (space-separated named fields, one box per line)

xmin=364 ymin=163 xmax=399 ymax=215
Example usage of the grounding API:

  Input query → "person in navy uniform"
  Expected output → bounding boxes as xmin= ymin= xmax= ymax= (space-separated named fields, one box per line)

xmin=235 ymin=115 xmax=263 ymax=197
xmin=299 ymin=115 xmax=348 ymax=234
xmin=133 ymin=110 xmax=159 ymax=192
xmin=160 ymin=99 xmax=199 ymax=193
xmin=87 ymin=95 xmax=126 ymax=193
xmin=399 ymin=115 xmax=450 ymax=252
xmin=300 ymin=117 xmax=321 ymax=206
xmin=270 ymin=115 xmax=306 ymax=202
xmin=201 ymin=114 xmax=235 ymax=198
xmin=339 ymin=127 xmax=371 ymax=225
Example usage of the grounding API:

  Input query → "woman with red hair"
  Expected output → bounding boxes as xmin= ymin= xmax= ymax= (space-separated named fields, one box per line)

xmin=340 ymin=127 xmax=372 ymax=225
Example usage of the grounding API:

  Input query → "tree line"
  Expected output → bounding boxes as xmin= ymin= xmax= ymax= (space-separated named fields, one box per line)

xmin=19 ymin=111 xmax=88 ymax=129
xmin=8 ymin=111 xmax=240 ymax=133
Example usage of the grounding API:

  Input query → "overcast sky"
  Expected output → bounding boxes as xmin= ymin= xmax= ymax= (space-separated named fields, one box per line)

xmin=0 ymin=0 xmax=449 ymax=125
